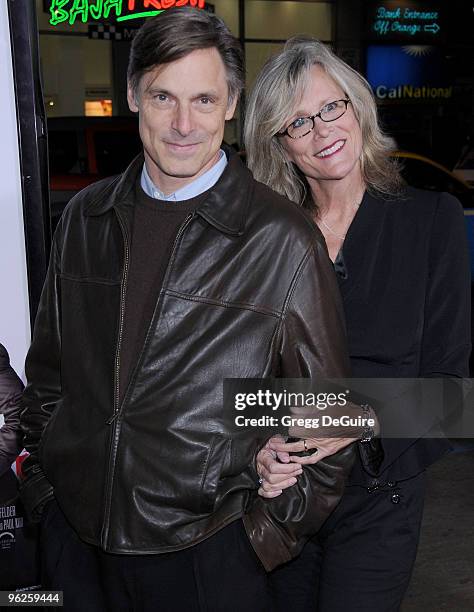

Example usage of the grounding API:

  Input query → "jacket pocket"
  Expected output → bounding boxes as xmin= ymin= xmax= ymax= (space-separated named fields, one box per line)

xmin=199 ymin=434 xmax=231 ymax=514
xmin=38 ymin=400 xmax=63 ymax=468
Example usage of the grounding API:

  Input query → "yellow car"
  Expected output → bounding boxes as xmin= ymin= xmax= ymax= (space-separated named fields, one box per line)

xmin=391 ymin=150 xmax=473 ymax=209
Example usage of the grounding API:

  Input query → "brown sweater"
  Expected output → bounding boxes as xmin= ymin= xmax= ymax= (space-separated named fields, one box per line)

xmin=119 ymin=178 xmax=207 ymax=402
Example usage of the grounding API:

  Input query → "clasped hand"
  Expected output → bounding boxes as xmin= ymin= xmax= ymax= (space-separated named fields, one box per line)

xmin=256 ymin=403 xmax=379 ymax=498
xmin=256 ymin=434 xmax=357 ymax=498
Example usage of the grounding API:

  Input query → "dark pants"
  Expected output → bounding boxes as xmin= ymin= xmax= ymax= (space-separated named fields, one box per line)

xmin=96 ymin=520 xmax=269 ymax=611
xmin=40 ymin=500 xmax=106 ymax=612
xmin=269 ymin=471 xmax=426 ymax=612
xmin=41 ymin=501 xmax=269 ymax=612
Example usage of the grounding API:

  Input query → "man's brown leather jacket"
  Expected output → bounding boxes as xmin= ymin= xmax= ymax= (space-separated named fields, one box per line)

xmin=20 ymin=150 xmax=355 ymax=571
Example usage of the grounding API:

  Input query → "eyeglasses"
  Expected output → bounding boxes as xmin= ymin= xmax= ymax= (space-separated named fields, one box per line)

xmin=278 ymin=99 xmax=351 ymax=139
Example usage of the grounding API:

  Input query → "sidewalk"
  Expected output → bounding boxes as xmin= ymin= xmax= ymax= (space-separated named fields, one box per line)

xmin=402 ymin=446 xmax=474 ymax=611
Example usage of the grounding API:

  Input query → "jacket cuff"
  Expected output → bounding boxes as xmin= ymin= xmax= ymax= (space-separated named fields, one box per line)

xmin=243 ymin=505 xmax=292 ymax=571
xmin=243 ymin=444 xmax=356 ymax=572
xmin=19 ymin=471 xmax=54 ymax=522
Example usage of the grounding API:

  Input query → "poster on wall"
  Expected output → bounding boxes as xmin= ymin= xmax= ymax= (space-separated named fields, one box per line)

xmin=0 ymin=458 xmax=40 ymax=590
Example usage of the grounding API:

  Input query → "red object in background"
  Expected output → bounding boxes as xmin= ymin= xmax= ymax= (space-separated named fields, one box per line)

xmin=48 ymin=116 xmax=142 ymax=227
xmin=13 ymin=451 xmax=29 ymax=480
xmin=50 ymin=174 xmax=97 ymax=191
xmin=128 ymin=0 xmax=205 ymax=10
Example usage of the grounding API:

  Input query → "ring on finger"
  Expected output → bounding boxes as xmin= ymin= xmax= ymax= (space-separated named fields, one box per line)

xmin=303 ymin=439 xmax=308 ymax=452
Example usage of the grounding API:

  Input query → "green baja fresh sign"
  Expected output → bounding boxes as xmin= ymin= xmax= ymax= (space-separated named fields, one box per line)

xmin=49 ymin=0 xmax=205 ymax=26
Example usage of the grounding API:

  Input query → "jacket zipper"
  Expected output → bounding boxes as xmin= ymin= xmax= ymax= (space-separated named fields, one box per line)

xmin=101 ymin=208 xmax=130 ymax=548
xmin=109 ymin=209 xmax=130 ymax=424
xmin=100 ymin=210 xmax=195 ymax=550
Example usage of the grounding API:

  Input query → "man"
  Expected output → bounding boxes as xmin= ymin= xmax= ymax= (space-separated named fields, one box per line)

xmin=20 ymin=8 xmax=354 ymax=610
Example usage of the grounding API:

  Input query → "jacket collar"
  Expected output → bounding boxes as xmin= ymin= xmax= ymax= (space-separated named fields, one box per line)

xmin=84 ymin=147 xmax=253 ymax=236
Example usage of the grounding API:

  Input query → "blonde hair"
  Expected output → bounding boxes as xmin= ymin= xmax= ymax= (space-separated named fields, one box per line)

xmin=244 ymin=36 xmax=403 ymax=208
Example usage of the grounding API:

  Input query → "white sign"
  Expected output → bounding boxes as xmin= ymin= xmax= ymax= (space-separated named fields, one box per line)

xmin=0 ymin=3 xmax=31 ymax=379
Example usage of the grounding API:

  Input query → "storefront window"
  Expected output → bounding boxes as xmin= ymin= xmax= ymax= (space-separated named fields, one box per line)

xmin=244 ymin=1 xmax=332 ymax=89
xmin=37 ymin=1 xmax=113 ymax=118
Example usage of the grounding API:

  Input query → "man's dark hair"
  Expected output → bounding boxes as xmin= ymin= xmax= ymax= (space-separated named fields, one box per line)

xmin=128 ymin=7 xmax=244 ymax=104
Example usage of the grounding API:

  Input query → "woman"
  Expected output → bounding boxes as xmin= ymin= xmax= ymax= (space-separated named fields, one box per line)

xmin=245 ymin=37 xmax=471 ymax=611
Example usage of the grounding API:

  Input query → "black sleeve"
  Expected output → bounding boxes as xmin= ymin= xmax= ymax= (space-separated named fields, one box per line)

xmin=19 ymin=223 xmax=64 ymax=520
xmin=419 ymin=193 xmax=471 ymax=378
xmin=375 ymin=192 xmax=471 ymax=476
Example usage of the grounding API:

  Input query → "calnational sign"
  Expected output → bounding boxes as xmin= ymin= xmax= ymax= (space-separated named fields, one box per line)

xmin=49 ymin=0 xmax=205 ymax=26
xmin=375 ymin=85 xmax=452 ymax=100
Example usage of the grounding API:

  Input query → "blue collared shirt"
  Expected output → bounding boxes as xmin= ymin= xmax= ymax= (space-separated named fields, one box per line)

xmin=140 ymin=149 xmax=227 ymax=202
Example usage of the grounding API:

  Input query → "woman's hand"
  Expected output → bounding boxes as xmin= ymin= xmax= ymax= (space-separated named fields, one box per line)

xmin=268 ymin=436 xmax=357 ymax=465
xmin=256 ymin=435 xmax=302 ymax=498
xmin=256 ymin=435 xmax=357 ymax=498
